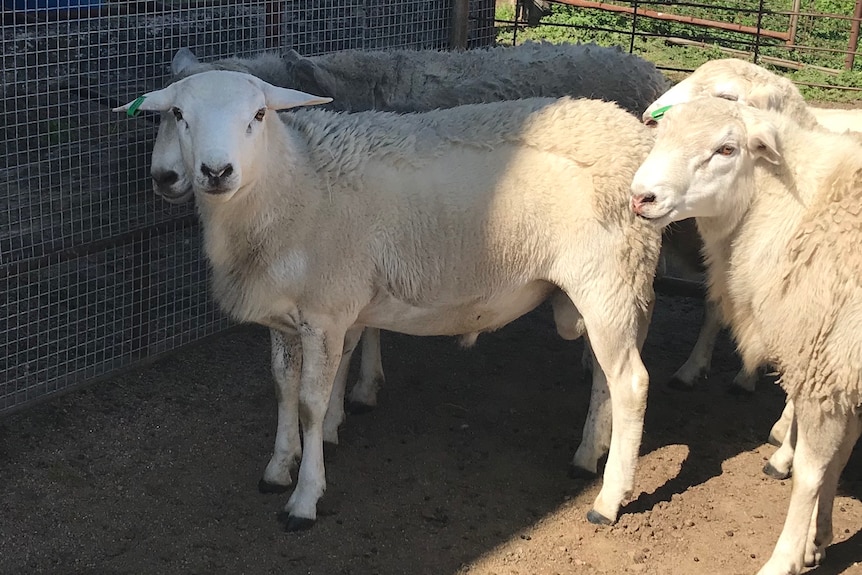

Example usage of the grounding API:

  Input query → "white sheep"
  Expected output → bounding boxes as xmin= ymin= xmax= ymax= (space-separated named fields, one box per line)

xmin=116 ymin=70 xmax=661 ymax=531
xmin=641 ymin=57 xmax=861 ymax=468
xmin=631 ymin=96 xmax=862 ymax=575
xmin=148 ymin=43 xmax=672 ymax=452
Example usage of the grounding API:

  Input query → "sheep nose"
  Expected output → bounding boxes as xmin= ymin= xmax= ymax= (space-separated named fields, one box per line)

xmin=200 ymin=163 xmax=234 ymax=181
xmin=630 ymin=193 xmax=656 ymax=215
xmin=151 ymin=169 xmax=179 ymax=187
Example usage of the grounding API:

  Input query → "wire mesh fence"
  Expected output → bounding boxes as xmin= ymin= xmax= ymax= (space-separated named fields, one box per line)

xmin=0 ymin=0 xmax=495 ymax=415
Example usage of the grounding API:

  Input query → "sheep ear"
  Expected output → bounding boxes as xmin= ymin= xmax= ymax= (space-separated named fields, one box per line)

xmin=282 ymin=48 xmax=303 ymax=63
xmin=748 ymin=121 xmax=781 ymax=165
xmin=293 ymin=58 xmax=337 ymax=100
xmin=171 ymin=48 xmax=200 ymax=76
xmin=262 ymin=85 xmax=333 ymax=110
xmin=112 ymin=86 xmax=176 ymax=114
xmin=741 ymin=84 xmax=783 ymax=112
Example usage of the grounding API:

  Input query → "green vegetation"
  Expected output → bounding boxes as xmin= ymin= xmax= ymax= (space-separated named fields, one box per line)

xmin=495 ymin=2 xmax=862 ymax=101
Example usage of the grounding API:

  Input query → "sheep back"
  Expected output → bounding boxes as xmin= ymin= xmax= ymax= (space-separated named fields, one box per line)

xmin=285 ymin=42 xmax=668 ymax=115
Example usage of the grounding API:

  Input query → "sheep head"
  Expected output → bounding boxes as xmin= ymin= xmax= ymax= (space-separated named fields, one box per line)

xmin=631 ymin=98 xmax=781 ymax=227
xmin=115 ymin=70 xmax=332 ymax=202
xmin=642 ymin=58 xmax=812 ymax=128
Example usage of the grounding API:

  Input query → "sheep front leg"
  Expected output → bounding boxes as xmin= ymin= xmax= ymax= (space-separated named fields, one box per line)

xmin=763 ymin=411 xmax=795 ymax=480
xmin=260 ymin=329 xmax=303 ymax=493
xmin=757 ymin=399 xmax=858 ymax=575
xmin=323 ymin=326 xmax=365 ymax=444
xmin=280 ymin=319 xmax=347 ymax=532
xmin=804 ymin=410 xmax=860 ymax=567
xmin=570 ymin=344 xmax=612 ymax=478
xmin=582 ymin=299 xmax=653 ymax=525
xmin=346 ymin=327 xmax=386 ymax=413
xmin=768 ymin=399 xmax=795 ymax=446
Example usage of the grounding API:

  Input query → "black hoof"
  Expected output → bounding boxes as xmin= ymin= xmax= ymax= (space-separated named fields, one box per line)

xmin=726 ymin=385 xmax=755 ymax=396
xmin=767 ymin=434 xmax=783 ymax=447
xmin=568 ymin=464 xmax=597 ymax=480
xmin=586 ymin=509 xmax=614 ymax=525
xmin=282 ymin=514 xmax=316 ymax=532
xmin=345 ymin=400 xmax=376 ymax=415
xmin=667 ymin=377 xmax=696 ymax=391
xmin=762 ymin=462 xmax=791 ymax=480
xmin=258 ymin=479 xmax=290 ymax=494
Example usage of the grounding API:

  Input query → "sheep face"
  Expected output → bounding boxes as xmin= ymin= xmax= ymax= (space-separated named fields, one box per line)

xmin=150 ymin=115 xmax=192 ymax=204
xmin=642 ymin=58 xmax=803 ymax=126
xmin=114 ymin=70 xmax=331 ymax=202
xmin=631 ymin=98 xmax=780 ymax=226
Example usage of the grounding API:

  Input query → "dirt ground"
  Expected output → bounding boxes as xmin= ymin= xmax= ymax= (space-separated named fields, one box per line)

xmin=2 ymin=291 xmax=862 ymax=575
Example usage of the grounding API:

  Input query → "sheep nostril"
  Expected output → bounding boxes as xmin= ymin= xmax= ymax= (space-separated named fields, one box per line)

xmin=643 ymin=118 xmax=658 ymax=128
xmin=640 ymin=193 xmax=656 ymax=204
xmin=201 ymin=163 xmax=233 ymax=180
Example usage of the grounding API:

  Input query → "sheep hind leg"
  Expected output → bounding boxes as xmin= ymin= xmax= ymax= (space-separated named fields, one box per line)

xmin=280 ymin=319 xmax=348 ymax=532
xmin=583 ymin=298 xmax=653 ymax=525
xmin=756 ymin=400 xmax=858 ymax=575
xmin=668 ymin=297 xmax=721 ymax=389
xmin=322 ymin=326 xmax=365 ymax=445
xmin=260 ymin=329 xmax=303 ymax=494
xmin=763 ymin=410 xmax=796 ymax=480
xmin=346 ymin=327 xmax=385 ymax=414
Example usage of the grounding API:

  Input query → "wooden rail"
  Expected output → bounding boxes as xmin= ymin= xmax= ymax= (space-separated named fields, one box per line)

xmin=552 ymin=0 xmax=791 ymax=41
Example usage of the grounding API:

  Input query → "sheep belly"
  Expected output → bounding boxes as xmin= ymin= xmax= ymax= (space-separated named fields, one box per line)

xmin=356 ymin=279 xmax=556 ymax=337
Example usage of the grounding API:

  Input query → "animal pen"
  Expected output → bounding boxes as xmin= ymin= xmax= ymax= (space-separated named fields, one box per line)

xmin=0 ymin=0 xmax=495 ymax=415
xmin=1 ymin=0 xmax=859 ymax=417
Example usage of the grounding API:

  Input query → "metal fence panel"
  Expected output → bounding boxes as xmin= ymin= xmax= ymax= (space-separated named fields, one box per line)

xmin=1 ymin=0 xmax=494 ymax=415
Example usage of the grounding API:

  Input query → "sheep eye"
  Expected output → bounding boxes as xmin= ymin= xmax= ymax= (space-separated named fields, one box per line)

xmin=716 ymin=144 xmax=735 ymax=156
xmin=716 ymin=93 xmax=738 ymax=102
xmin=254 ymin=108 xmax=266 ymax=122
xmin=171 ymin=107 xmax=184 ymax=121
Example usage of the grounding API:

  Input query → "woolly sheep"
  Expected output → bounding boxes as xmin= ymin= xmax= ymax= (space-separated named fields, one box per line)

xmin=630 ymin=97 xmax=862 ymax=575
xmin=116 ymin=70 xmax=661 ymax=531
xmin=641 ymin=57 xmax=861 ymax=464
xmin=148 ymin=43 xmax=672 ymax=445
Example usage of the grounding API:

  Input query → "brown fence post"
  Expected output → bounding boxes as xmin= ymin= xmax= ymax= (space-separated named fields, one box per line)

xmin=451 ymin=0 xmax=470 ymax=50
xmin=787 ymin=0 xmax=801 ymax=46
xmin=846 ymin=0 xmax=862 ymax=70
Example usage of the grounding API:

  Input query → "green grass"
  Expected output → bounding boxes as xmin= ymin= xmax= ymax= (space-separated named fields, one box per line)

xmin=495 ymin=3 xmax=862 ymax=102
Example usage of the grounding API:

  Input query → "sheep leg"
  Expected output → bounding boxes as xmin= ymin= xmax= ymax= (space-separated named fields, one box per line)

xmin=346 ymin=327 xmax=386 ymax=413
xmin=763 ymin=410 xmax=796 ymax=480
xmin=768 ymin=399 xmax=795 ymax=446
xmin=756 ymin=399 xmax=857 ymax=575
xmin=280 ymin=319 xmax=347 ymax=532
xmin=322 ymin=326 xmax=365 ymax=445
xmin=582 ymin=298 xmax=653 ymax=525
xmin=260 ymin=329 xmax=303 ymax=493
xmin=668 ymin=298 xmax=721 ymax=389
xmin=804 ymin=411 xmax=860 ymax=567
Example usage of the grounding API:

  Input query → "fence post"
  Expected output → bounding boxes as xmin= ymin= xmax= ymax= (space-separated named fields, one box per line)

xmin=753 ymin=0 xmax=764 ymax=63
xmin=629 ymin=0 xmax=638 ymax=53
xmin=787 ymin=0 xmax=801 ymax=46
xmin=451 ymin=0 xmax=470 ymax=50
xmin=846 ymin=0 xmax=862 ymax=70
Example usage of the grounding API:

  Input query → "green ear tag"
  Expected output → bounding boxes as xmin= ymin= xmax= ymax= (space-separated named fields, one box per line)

xmin=127 ymin=95 xmax=147 ymax=118
xmin=650 ymin=104 xmax=672 ymax=121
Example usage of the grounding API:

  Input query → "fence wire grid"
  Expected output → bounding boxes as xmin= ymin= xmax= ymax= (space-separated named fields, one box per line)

xmin=1 ymin=0 xmax=495 ymax=415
